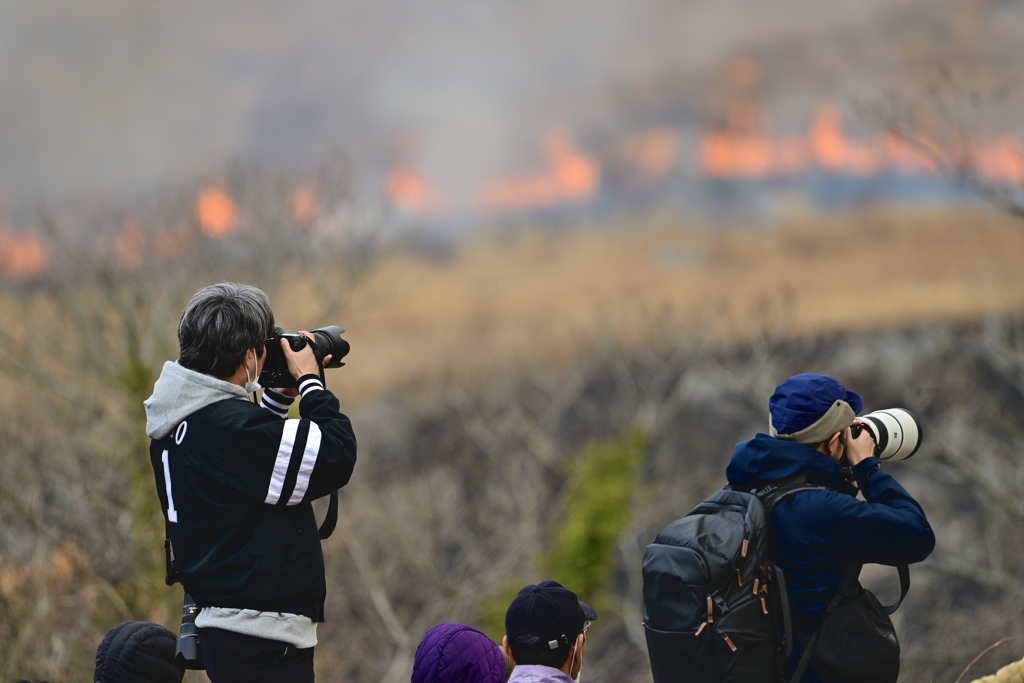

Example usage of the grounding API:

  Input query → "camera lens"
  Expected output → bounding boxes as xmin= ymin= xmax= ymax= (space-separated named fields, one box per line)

xmin=309 ymin=326 xmax=350 ymax=368
xmin=857 ymin=408 xmax=922 ymax=461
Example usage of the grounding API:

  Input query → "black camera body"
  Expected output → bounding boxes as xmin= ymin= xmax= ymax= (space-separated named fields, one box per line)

xmin=258 ymin=325 xmax=350 ymax=389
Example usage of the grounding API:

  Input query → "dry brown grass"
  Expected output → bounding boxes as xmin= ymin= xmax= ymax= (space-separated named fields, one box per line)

xmin=335 ymin=206 xmax=1024 ymax=404
xmin=3 ymin=205 xmax=1020 ymax=410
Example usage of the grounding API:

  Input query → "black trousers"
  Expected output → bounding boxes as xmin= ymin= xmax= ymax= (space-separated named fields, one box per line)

xmin=198 ymin=626 xmax=315 ymax=683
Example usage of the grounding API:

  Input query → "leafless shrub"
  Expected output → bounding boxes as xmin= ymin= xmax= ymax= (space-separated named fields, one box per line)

xmin=313 ymin=310 xmax=1024 ymax=683
xmin=1 ymin=180 xmax=1021 ymax=682
xmin=865 ymin=65 xmax=1024 ymax=222
xmin=0 ymin=158 xmax=383 ymax=679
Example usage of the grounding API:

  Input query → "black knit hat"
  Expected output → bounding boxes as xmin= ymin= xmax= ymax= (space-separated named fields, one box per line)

xmin=94 ymin=621 xmax=184 ymax=683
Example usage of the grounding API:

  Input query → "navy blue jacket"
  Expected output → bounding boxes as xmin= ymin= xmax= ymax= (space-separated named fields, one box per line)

xmin=726 ymin=434 xmax=934 ymax=676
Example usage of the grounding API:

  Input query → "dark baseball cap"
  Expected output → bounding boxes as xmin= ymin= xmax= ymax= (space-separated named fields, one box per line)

xmin=505 ymin=581 xmax=598 ymax=653
xmin=769 ymin=373 xmax=863 ymax=439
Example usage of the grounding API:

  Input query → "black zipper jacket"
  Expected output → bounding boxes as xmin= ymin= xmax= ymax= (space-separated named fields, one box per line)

xmin=145 ymin=362 xmax=357 ymax=621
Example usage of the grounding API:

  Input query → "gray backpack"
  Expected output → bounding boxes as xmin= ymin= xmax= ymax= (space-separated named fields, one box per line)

xmin=642 ymin=481 xmax=819 ymax=683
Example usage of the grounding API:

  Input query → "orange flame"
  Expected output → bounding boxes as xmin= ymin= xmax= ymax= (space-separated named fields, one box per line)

xmin=107 ymin=218 xmax=198 ymax=272
xmin=386 ymin=168 xmax=446 ymax=215
xmin=385 ymin=128 xmax=601 ymax=217
xmin=195 ymin=186 xmax=238 ymax=237
xmin=0 ymin=230 xmax=49 ymax=282
xmin=111 ymin=218 xmax=145 ymax=271
xmin=808 ymin=105 xmax=875 ymax=172
xmin=290 ymin=185 xmax=318 ymax=225
xmin=971 ymin=136 xmax=1024 ymax=181
xmin=477 ymin=128 xmax=599 ymax=214
xmin=700 ymin=102 xmax=1024 ymax=183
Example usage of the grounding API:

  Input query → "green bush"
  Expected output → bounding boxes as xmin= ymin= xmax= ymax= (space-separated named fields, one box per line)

xmin=477 ymin=429 xmax=647 ymax=639
xmin=543 ymin=428 xmax=647 ymax=612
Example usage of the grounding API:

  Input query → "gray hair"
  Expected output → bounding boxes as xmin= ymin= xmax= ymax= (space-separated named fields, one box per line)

xmin=177 ymin=282 xmax=276 ymax=378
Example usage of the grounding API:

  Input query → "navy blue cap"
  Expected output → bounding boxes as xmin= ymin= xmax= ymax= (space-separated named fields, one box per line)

xmin=505 ymin=581 xmax=598 ymax=653
xmin=769 ymin=373 xmax=863 ymax=435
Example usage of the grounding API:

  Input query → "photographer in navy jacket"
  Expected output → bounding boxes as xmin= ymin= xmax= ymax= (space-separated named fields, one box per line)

xmin=144 ymin=282 xmax=357 ymax=682
xmin=725 ymin=373 xmax=934 ymax=682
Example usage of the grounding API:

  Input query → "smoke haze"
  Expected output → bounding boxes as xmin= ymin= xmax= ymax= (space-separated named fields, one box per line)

xmin=1 ymin=0 xmax=1021 ymax=209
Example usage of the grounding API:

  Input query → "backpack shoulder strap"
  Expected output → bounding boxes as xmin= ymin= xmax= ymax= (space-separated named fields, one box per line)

xmin=747 ymin=474 xmax=829 ymax=513
xmin=727 ymin=475 xmax=827 ymax=669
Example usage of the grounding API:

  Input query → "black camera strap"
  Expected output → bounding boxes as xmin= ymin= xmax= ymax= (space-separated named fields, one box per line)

xmin=164 ymin=520 xmax=179 ymax=586
xmin=315 ymin=365 xmax=339 ymax=540
xmin=318 ymin=490 xmax=339 ymax=539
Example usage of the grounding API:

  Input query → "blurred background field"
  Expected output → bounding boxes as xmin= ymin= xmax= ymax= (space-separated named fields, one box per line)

xmin=2 ymin=1 xmax=1024 ymax=682
xmin=334 ymin=207 xmax=1024 ymax=404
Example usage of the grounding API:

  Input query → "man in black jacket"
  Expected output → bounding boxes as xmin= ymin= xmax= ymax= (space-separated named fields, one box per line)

xmin=144 ymin=282 xmax=357 ymax=682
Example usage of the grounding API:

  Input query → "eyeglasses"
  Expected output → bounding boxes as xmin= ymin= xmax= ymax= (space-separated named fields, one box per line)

xmin=581 ymin=620 xmax=592 ymax=636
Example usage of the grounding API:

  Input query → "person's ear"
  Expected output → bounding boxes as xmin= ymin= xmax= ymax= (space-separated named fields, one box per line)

xmin=502 ymin=635 xmax=515 ymax=663
xmin=826 ymin=432 xmax=843 ymax=461
xmin=568 ymin=633 xmax=586 ymax=677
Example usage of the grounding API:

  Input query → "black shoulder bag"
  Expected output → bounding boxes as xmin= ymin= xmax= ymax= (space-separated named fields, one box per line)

xmin=791 ymin=563 xmax=910 ymax=683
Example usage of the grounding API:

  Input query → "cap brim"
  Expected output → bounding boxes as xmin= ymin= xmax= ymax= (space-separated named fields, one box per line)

xmin=580 ymin=601 xmax=598 ymax=621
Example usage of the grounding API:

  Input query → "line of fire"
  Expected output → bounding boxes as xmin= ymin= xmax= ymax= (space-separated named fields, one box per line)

xmin=2 ymin=103 xmax=1023 ymax=283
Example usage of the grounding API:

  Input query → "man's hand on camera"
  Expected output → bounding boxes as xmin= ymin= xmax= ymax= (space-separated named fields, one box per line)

xmin=843 ymin=422 xmax=876 ymax=466
xmin=270 ymin=332 xmax=334 ymax=396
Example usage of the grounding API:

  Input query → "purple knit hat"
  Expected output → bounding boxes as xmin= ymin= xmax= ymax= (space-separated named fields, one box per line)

xmin=411 ymin=622 xmax=508 ymax=683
